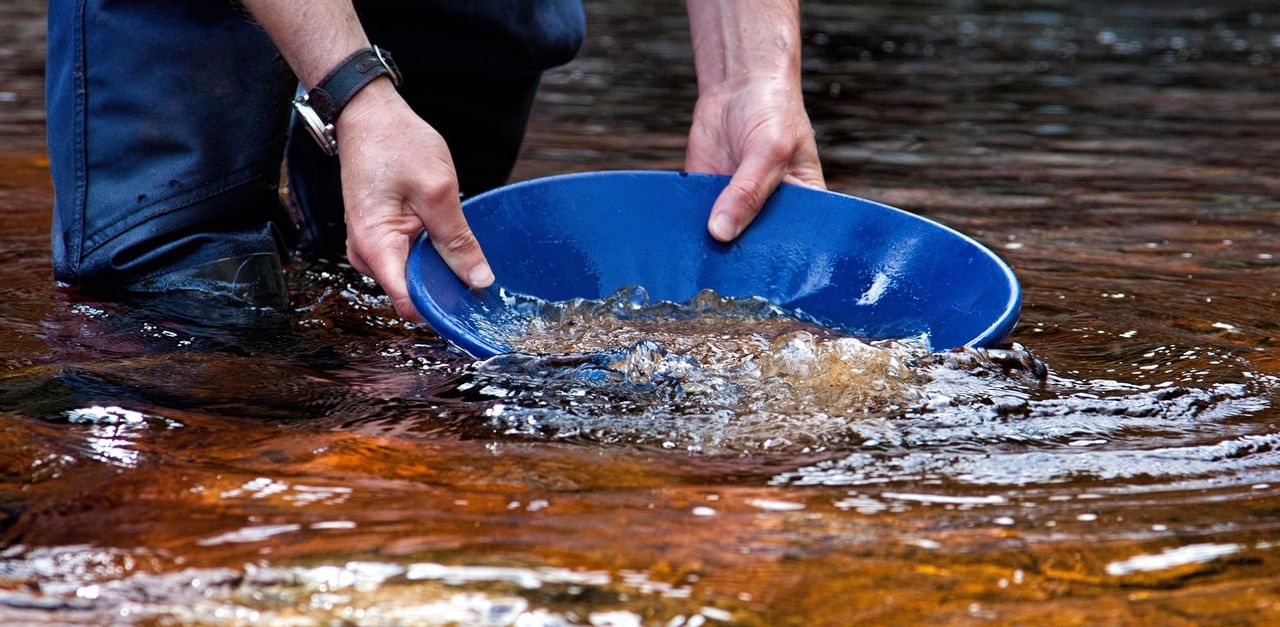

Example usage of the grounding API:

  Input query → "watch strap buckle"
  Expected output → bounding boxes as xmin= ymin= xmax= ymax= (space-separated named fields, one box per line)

xmin=374 ymin=46 xmax=403 ymax=88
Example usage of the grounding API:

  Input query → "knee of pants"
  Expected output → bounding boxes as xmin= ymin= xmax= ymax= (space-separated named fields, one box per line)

xmin=67 ymin=179 xmax=292 ymax=294
xmin=46 ymin=0 xmax=295 ymax=288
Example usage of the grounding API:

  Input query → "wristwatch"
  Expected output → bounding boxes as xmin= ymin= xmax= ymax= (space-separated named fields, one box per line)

xmin=293 ymin=46 xmax=403 ymax=156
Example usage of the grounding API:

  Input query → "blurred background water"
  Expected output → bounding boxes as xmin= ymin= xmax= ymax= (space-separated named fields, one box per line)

xmin=1 ymin=0 xmax=1279 ymax=623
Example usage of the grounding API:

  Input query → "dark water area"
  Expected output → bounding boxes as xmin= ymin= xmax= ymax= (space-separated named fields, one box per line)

xmin=3 ymin=0 xmax=1280 ymax=624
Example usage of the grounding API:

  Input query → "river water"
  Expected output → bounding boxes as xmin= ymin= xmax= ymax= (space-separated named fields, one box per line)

xmin=2 ymin=0 xmax=1280 ymax=624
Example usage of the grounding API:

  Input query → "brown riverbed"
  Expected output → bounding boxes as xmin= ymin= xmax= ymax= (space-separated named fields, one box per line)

xmin=2 ymin=0 xmax=1280 ymax=624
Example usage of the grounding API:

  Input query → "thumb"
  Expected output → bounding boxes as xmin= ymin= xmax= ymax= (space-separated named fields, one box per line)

xmin=707 ymin=149 xmax=788 ymax=242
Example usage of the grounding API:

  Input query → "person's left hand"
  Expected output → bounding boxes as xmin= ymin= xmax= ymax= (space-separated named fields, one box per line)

xmin=336 ymin=80 xmax=493 ymax=321
xmin=685 ymin=75 xmax=826 ymax=242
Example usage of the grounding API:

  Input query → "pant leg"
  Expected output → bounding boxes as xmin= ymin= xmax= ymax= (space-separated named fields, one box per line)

xmin=46 ymin=0 xmax=297 ymax=293
xmin=285 ymin=0 xmax=585 ymax=259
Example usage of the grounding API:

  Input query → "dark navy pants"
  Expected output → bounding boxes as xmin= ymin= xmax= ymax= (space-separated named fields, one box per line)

xmin=46 ymin=0 xmax=584 ymax=292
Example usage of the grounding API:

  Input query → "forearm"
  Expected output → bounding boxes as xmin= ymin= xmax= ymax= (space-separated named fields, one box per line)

xmin=685 ymin=0 xmax=802 ymax=92
xmin=683 ymin=0 xmax=822 ymax=241
xmin=241 ymin=0 xmax=491 ymax=312
xmin=241 ymin=0 xmax=370 ymax=89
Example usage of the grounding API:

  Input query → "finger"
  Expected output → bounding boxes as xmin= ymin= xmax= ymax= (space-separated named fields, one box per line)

xmin=348 ymin=232 xmax=424 ymax=322
xmin=409 ymin=178 xmax=495 ymax=290
xmin=707 ymin=146 xmax=789 ymax=242
xmin=347 ymin=242 xmax=374 ymax=277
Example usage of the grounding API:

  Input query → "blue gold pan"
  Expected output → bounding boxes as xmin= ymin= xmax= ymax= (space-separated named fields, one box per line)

xmin=406 ymin=171 xmax=1020 ymax=358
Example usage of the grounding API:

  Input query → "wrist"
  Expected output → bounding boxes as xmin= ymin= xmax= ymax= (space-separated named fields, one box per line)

xmin=334 ymin=77 xmax=400 ymax=133
xmin=695 ymin=59 xmax=799 ymax=95
xmin=292 ymin=45 xmax=402 ymax=156
xmin=696 ymin=73 xmax=803 ymax=105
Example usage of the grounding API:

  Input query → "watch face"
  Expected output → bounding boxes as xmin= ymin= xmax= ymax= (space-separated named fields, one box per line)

xmin=293 ymin=98 xmax=339 ymax=156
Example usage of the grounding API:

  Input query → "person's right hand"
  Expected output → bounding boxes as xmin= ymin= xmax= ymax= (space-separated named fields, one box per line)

xmin=334 ymin=78 xmax=494 ymax=321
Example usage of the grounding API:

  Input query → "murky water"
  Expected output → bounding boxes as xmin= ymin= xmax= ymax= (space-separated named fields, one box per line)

xmin=3 ymin=0 xmax=1280 ymax=624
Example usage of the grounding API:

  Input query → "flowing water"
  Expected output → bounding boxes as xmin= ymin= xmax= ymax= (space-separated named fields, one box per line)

xmin=3 ymin=0 xmax=1280 ymax=624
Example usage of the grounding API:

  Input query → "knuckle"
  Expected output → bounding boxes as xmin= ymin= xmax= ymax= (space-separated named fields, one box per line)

xmin=763 ymin=138 xmax=793 ymax=162
xmin=345 ymin=243 xmax=374 ymax=276
xmin=421 ymin=178 xmax=460 ymax=205
xmin=393 ymin=296 xmax=416 ymax=317
xmin=347 ymin=232 xmax=374 ymax=255
xmin=729 ymin=179 xmax=766 ymax=213
xmin=346 ymin=239 xmax=365 ymax=263
xmin=437 ymin=227 xmax=480 ymax=255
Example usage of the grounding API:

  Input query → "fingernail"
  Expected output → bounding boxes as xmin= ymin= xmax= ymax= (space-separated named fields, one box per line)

xmin=468 ymin=264 xmax=495 ymax=288
xmin=709 ymin=214 xmax=737 ymax=241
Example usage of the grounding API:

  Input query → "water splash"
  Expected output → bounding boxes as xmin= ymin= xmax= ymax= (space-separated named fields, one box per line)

xmin=438 ymin=287 xmax=1053 ymax=453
